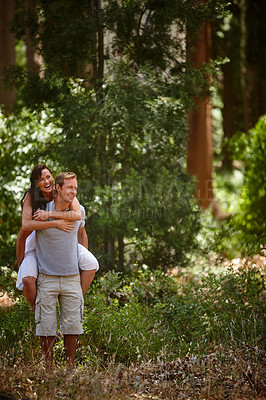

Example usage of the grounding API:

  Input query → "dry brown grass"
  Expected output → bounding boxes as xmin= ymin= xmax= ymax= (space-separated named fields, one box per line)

xmin=1 ymin=346 xmax=265 ymax=400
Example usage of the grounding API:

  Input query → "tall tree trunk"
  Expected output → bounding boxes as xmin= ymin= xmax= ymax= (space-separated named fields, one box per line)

xmin=25 ymin=0 xmax=43 ymax=74
xmin=244 ymin=0 xmax=266 ymax=130
xmin=117 ymin=233 xmax=124 ymax=273
xmin=104 ymin=234 xmax=115 ymax=270
xmin=92 ymin=0 xmax=104 ymax=89
xmin=221 ymin=4 xmax=244 ymax=169
xmin=187 ymin=23 xmax=215 ymax=210
xmin=0 ymin=0 xmax=16 ymax=112
xmin=221 ymin=0 xmax=266 ymax=168
xmin=96 ymin=0 xmax=104 ymax=87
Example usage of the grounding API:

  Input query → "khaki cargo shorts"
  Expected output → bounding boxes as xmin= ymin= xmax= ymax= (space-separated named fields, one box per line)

xmin=35 ymin=273 xmax=84 ymax=336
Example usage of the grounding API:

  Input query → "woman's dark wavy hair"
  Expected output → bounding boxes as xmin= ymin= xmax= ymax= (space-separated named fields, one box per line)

xmin=21 ymin=165 xmax=53 ymax=214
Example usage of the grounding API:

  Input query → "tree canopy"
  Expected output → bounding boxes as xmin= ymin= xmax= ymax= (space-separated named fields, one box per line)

xmin=0 ymin=0 xmax=265 ymax=270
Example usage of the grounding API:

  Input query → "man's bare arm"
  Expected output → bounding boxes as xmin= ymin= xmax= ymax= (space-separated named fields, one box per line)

xmin=77 ymin=226 xmax=89 ymax=249
xmin=78 ymin=226 xmax=96 ymax=296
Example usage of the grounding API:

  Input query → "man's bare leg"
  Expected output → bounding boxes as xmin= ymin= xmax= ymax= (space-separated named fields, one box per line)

xmin=22 ymin=276 xmax=37 ymax=310
xmin=64 ymin=334 xmax=78 ymax=371
xmin=80 ymin=270 xmax=96 ymax=296
xmin=40 ymin=336 xmax=55 ymax=373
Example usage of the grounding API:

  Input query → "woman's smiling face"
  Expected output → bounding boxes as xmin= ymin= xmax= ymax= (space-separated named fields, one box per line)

xmin=36 ymin=168 xmax=54 ymax=194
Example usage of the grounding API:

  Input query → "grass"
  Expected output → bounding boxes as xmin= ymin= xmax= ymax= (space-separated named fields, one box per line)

xmin=0 ymin=261 xmax=265 ymax=399
xmin=0 ymin=346 xmax=265 ymax=399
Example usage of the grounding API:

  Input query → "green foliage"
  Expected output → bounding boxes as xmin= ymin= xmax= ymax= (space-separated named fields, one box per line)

xmin=1 ymin=266 xmax=264 ymax=368
xmin=11 ymin=0 xmax=97 ymax=77
xmin=0 ymin=110 xmax=29 ymax=267
xmin=158 ymin=268 xmax=265 ymax=352
xmin=8 ymin=63 xmax=201 ymax=272
xmin=229 ymin=115 xmax=266 ymax=254
xmin=3 ymin=0 xmax=232 ymax=272
xmin=0 ymin=298 xmax=37 ymax=367
xmin=82 ymin=276 xmax=168 ymax=363
xmin=81 ymin=267 xmax=263 ymax=363
xmin=2 ymin=0 xmax=232 ymax=271
xmin=104 ymin=0 xmax=228 ymax=70
xmin=0 ymin=266 xmax=18 ymax=297
xmin=82 ymin=266 xmax=266 ymax=363
xmin=0 ymin=109 xmax=61 ymax=267
xmin=10 ymin=0 xmax=229 ymax=82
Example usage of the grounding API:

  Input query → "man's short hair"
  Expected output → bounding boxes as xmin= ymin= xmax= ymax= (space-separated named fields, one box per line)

xmin=55 ymin=172 xmax=77 ymax=188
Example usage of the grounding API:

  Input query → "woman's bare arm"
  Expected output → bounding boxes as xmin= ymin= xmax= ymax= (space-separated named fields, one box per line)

xmin=22 ymin=193 xmax=75 ymax=232
xmin=32 ymin=197 xmax=82 ymax=221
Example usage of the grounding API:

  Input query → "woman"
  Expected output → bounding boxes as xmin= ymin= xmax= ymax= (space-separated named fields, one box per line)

xmin=16 ymin=164 xmax=99 ymax=310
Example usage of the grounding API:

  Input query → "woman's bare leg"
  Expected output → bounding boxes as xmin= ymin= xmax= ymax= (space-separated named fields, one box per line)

xmin=22 ymin=276 xmax=37 ymax=310
xmin=80 ymin=270 xmax=96 ymax=296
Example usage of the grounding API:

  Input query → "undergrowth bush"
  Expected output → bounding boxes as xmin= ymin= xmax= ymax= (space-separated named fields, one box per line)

xmin=0 ymin=266 xmax=265 ymax=369
xmin=81 ymin=271 xmax=170 ymax=364
xmin=81 ymin=267 xmax=265 ymax=364
xmin=229 ymin=115 xmax=266 ymax=254
xmin=0 ymin=299 xmax=37 ymax=368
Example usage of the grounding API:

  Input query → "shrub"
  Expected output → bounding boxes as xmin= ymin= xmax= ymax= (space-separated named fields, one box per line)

xmin=157 ymin=267 xmax=265 ymax=354
xmin=81 ymin=266 xmax=265 ymax=363
xmin=81 ymin=271 xmax=171 ymax=363
xmin=0 ymin=266 xmax=264 ymax=367
xmin=230 ymin=115 xmax=266 ymax=254
xmin=0 ymin=298 xmax=37 ymax=367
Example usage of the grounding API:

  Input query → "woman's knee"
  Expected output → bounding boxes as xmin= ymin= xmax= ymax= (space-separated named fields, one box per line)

xmin=92 ymin=258 xmax=99 ymax=271
xmin=79 ymin=254 xmax=99 ymax=272
xmin=22 ymin=276 xmax=36 ymax=289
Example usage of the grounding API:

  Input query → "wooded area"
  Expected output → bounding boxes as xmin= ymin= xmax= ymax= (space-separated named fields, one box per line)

xmin=0 ymin=0 xmax=265 ymax=399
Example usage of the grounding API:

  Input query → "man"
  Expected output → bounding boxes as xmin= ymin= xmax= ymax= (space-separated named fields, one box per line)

xmin=35 ymin=172 xmax=89 ymax=372
xmin=16 ymin=165 xmax=98 ymax=311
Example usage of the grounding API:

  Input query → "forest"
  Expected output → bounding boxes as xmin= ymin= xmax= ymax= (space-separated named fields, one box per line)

xmin=0 ymin=0 xmax=265 ymax=399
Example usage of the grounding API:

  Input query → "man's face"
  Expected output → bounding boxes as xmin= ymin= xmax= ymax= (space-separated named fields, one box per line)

xmin=56 ymin=178 xmax=77 ymax=204
xmin=36 ymin=168 xmax=53 ymax=194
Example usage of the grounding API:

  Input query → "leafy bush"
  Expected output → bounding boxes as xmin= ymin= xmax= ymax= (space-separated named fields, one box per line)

xmin=0 ymin=298 xmax=37 ymax=367
xmin=81 ymin=267 xmax=265 ymax=364
xmin=0 ymin=109 xmax=61 ymax=268
xmin=158 ymin=268 xmax=265 ymax=353
xmin=0 ymin=266 xmax=264 ymax=369
xmin=81 ymin=271 xmax=170 ymax=363
xmin=230 ymin=115 xmax=266 ymax=254
xmin=0 ymin=265 xmax=18 ymax=297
